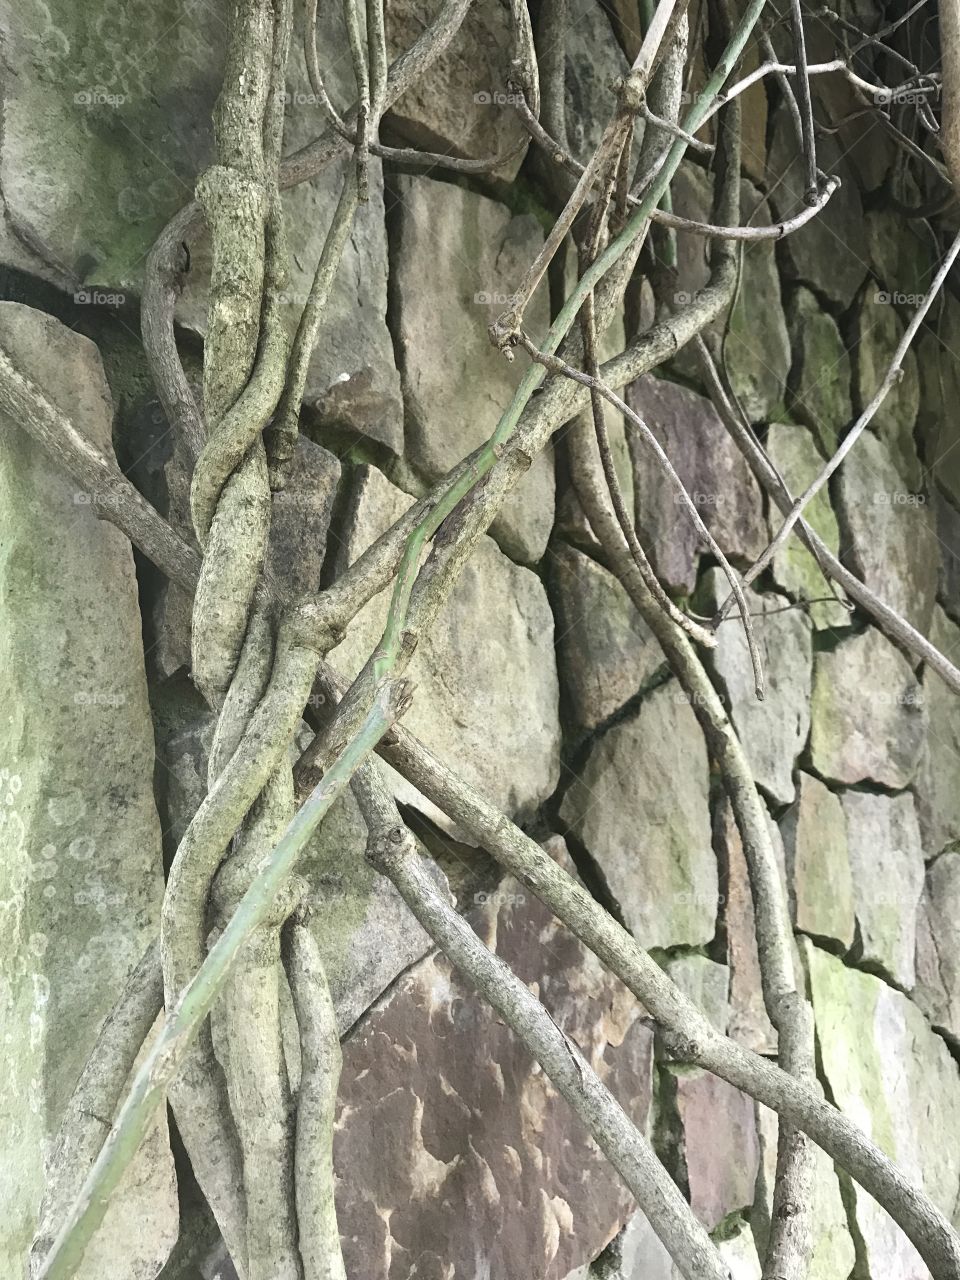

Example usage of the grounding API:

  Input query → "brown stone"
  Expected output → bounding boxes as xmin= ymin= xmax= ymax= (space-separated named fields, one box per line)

xmin=333 ymin=839 xmax=654 ymax=1279
xmin=625 ymin=375 xmax=766 ymax=595
xmin=669 ymin=1070 xmax=760 ymax=1230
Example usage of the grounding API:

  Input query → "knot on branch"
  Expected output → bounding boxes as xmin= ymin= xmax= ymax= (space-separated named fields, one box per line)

xmin=488 ymin=311 xmax=520 ymax=357
xmin=614 ymin=73 xmax=644 ymax=115
xmin=660 ymin=1028 xmax=704 ymax=1064
xmin=285 ymin=596 xmax=348 ymax=657
xmin=365 ymin=822 xmax=418 ymax=873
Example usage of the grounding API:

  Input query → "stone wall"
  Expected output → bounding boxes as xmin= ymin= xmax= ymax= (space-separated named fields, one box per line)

xmin=2 ymin=0 xmax=960 ymax=1278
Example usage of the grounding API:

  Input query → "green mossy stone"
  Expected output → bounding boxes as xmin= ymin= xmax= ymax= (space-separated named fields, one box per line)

xmin=765 ymin=422 xmax=849 ymax=630
xmin=785 ymin=286 xmax=852 ymax=457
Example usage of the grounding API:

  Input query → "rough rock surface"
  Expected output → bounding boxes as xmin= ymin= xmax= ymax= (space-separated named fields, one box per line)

xmin=841 ymin=790 xmax=924 ymax=988
xmin=935 ymin=492 xmax=960 ymax=621
xmin=561 ymin=684 xmax=717 ymax=950
xmin=914 ymin=606 xmax=960 ymax=856
xmin=390 ymin=174 xmax=554 ymax=561
xmin=805 ymin=941 xmax=960 ymax=1279
xmin=626 ymin=376 xmax=766 ymax=595
xmin=917 ymin=294 xmax=960 ymax=509
xmin=385 ymin=0 xmax=528 ymax=177
xmin=809 ymin=626 xmax=927 ymax=788
xmin=767 ymin=108 xmax=866 ymax=310
xmin=299 ymin=788 xmax=447 ymax=1033
xmin=700 ymin=569 xmax=813 ymax=806
xmin=0 ymin=0 xmax=224 ymax=287
xmin=667 ymin=1068 xmax=760 ymax=1229
xmin=785 ymin=287 xmax=852 ymax=456
xmin=780 ymin=772 xmax=855 ymax=948
xmin=836 ymin=430 xmax=938 ymax=636
xmin=663 ymin=955 xmax=730 ymax=1033
xmin=329 ymin=466 xmax=561 ymax=823
xmin=550 ymin=542 xmax=663 ymax=736
xmin=563 ymin=0 xmax=630 ymax=159
xmin=915 ymin=852 xmax=960 ymax=1043
xmin=853 ymin=289 xmax=921 ymax=489
xmin=0 ymin=304 xmax=177 ymax=1276
xmin=667 ymin=164 xmax=791 ymax=421
xmin=333 ymin=838 xmax=655 ymax=1280
xmin=765 ymin=423 xmax=848 ymax=630
xmin=865 ymin=210 xmax=933 ymax=303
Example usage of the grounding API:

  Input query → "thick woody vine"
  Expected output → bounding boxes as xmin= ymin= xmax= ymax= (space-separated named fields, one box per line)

xmin=3 ymin=0 xmax=960 ymax=1277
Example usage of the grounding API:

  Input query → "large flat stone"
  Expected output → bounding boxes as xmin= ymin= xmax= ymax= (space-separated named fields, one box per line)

xmin=785 ymin=287 xmax=852 ymax=457
xmin=766 ymin=108 xmax=866 ymax=310
xmin=663 ymin=955 xmax=729 ymax=1033
xmin=780 ymin=772 xmax=855 ymax=949
xmin=765 ymin=423 xmax=848 ymax=631
xmin=917 ymin=295 xmax=960 ymax=510
xmin=809 ymin=627 xmax=927 ymax=788
xmin=384 ymin=0 xmax=528 ymax=178
xmin=841 ymin=791 xmax=924 ymax=989
xmin=0 ymin=303 xmax=177 ymax=1277
xmin=667 ymin=1068 xmax=760 ymax=1230
xmin=625 ymin=376 xmax=766 ymax=595
xmin=700 ymin=569 xmax=813 ymax=807
xmin=298 ymin=787 xmax=446 ymax=1033
xmin=390 ymin=175 xmax=554 ymax=561
xmin=561 ymin=684 xmax=716 ymax=950
xmin=836 ymin=430 xmax=938 ymax=637
xmin=915 ymin=852 xmax=960 ymax=1044
xmin=805 ymin=941 xmax=960 ymax=1280
xmin=914 ymin=606 xmax=960 ymax=857
xmin=666 ymin=165 xmax=790 ymax=421
xmin=333 ymin=838 xmax=655 ymax=1280
xmin=853 ymin=289 xmax=921 ymax=489
xmin=329 ymin=465 xmax=561 ymax=824
xmin=563 ymin=0 xmax=630 ymax=159
xmin=550 ymin=542 xmax=663 ymax=737
xmin=0 ymin=1 xmax=225 ymax=288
